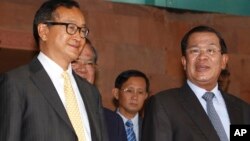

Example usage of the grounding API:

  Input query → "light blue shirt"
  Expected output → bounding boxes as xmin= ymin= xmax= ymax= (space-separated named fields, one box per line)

xmin=38 ymin=52 xmax=92 ymax=141
xmin=117 ymin=109 xmax=139 ymax=141
xmin=187 ymin=80 xmax=230 ymax=139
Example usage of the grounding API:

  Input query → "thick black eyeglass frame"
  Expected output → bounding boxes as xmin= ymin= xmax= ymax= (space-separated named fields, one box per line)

xmin=43 ymin=21 xmax=89 ymax=38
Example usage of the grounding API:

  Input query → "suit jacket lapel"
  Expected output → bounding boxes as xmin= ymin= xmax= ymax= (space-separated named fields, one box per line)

xmin=179 ymin=83 xmax=220 ymax=141
xmin=29 ymin=58 xmax=73 ymax=130
xmin=222 ymin=92 xmax=243 ymax=124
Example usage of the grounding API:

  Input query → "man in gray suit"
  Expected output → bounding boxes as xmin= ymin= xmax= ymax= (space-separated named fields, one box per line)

xmin=142 ymin=25 xmax=250 ymax=141
xmin=0 ymin=0 xmax=108 ymax=141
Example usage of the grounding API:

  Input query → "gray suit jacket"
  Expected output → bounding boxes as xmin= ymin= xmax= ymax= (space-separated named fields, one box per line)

xmin=0 ymin=58 xmax=109 ymax=141
xmin=142 ymin=83 xmax=250 ymax=141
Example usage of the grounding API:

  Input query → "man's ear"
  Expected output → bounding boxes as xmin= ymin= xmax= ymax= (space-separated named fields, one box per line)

xmin=145 ymin=92 xmax=149 ymax=99
xmin=38 ymin=23 xmax=49 ymax=41
xmin=181 ymin=56 xmax=187 ymax=70
xmin=112 ymin=88 xmax=119 ymax=100
xmin=221 ymin=54 xmax=229 ymax=70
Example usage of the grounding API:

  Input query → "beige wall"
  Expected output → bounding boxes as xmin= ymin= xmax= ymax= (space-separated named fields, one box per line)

xmin=0 ymin=0 xmax=250 ymax=109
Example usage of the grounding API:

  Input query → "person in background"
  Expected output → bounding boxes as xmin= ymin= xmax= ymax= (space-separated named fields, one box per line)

xmin=142 ymin=25 xmax=250 ymax=141
xmin=72 ymin=38 xmax=97 ymax=84
xmin=113 ymin=70 xmax=150 ymax=141
xmin=218 ymin=68 xmax=230 ymax=92
xmin=72 ymin=38 xmax=127 ymax=141
xmin=0 ymin=0 xmax=108 ymax=141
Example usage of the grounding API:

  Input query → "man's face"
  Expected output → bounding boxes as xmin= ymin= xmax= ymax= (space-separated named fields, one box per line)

xmin=114 ymin=77 xmax=148 ymax=118
xmin=39 ymin=6 xmax=86 ymax=68
xmin=72 ymin=44 xmax=96 ymax=84
xmin=181 ymin=32 xmax=228 ymax=91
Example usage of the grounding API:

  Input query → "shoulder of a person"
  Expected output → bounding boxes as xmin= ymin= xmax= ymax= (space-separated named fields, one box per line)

xmin=223 ymin=92 xmax=249 ymax=106
xmin=103 ymin=107 xmax=115 ymax=114
xmin=154 ymin=87 xmax=181 ymax=98
xmin=3 ymin=63 xmax=30 ymax=80
xmin=103 ymin=107 xmax=122 ymax=122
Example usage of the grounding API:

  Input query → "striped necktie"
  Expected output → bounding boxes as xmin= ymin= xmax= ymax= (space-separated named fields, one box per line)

xmin=62 ymin=71 xmax=86 ymax=141
xmin=202 ymin=92 xmax=228 ymax=141
xmin=125 ymin=120 xmax=136 ymax=141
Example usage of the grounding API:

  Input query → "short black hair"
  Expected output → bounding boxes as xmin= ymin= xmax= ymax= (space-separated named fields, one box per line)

xmin=33 ymin=0 xmax=80 ymax=47
xmin=181 ymin=25 xmax=227 ymax=56
xmin=114 ymin=70 xmax=150 ymax=93
xmin=220 ymin=69 xmax=230 ymax=77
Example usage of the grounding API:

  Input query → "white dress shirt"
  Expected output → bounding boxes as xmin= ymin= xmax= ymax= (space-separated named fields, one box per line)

xmin=38 ymin=52 xmax=92 ymax=141
xmin=187 ymin=80 xmax=230 ymax=139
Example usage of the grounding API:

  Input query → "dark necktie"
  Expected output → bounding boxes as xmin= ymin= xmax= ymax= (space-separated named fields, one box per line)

xmin=125 ymin=120 xmax=136 ymax=141
xmin=202 ymin=92 xmax=228 ymax=141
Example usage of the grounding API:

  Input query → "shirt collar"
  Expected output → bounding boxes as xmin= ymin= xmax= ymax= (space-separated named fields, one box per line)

xmin=116 ymin=108 xmax=139 ymax=127
xmin=38 ymin=52 xmax=73 ymax=76
xmin=187 ymin=79 xmax=223 ymax=104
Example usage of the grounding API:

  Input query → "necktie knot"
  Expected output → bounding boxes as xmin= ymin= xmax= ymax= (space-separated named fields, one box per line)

xmin=202 ymin=92 xmax=215 ymax=102
xmin=62 ymin=71 xmax=70 ymax=80
xmin=126 ymin=120 xmax=134 ymax=128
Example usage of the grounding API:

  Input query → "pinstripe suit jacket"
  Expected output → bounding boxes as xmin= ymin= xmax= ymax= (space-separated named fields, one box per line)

xmin=0 ymin=57 xmax=109 ymax=141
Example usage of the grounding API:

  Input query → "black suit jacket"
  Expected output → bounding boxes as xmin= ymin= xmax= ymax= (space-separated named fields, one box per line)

xmin=103 ymin=108 xmax=127 ymax=141
xmin=142 ymin=83 xmax=250 ymax=141
xmin=0 ymin=58 xmax=109 ymax=141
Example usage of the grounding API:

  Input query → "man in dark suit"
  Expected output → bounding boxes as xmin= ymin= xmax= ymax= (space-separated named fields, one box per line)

xmin=0 ymin=0 xmax=108 ymax=141
xmin=103 ymin=108 xmax=127 ymax=141
xmin=112 ymin=70 xmax=150 ymax=141
xmin=72 ymin=38 xmax=127 ymax=141
xmin=142 ymin=25 xmax=250 ymax=141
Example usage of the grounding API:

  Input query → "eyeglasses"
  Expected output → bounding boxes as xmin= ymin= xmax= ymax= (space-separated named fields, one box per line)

xmin=44 ymin=21 xmax=89 ymax=38
xmin=120 ymin=87 xmax=147 ymax=96
xmin=186 ymin=47 xmax=221 ymax=56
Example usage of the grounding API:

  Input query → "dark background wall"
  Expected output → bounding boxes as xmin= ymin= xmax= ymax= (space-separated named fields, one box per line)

xmin=0 ymin=0 xmax=250 ymax=109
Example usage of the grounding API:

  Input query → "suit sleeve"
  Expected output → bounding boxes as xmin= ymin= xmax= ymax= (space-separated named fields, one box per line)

xmin=0 ymin=73 xmax=23 ymax=141
xmin=142 ymin=95 xmax=173 ymax=141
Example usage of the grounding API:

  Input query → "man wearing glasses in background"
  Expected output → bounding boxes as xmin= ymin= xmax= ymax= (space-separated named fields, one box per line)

xmin=0 ymin=0 xmax=108 ymax=141
xmin=72 ymin=38 xmax=98 ymax=84
xmin=113 ymin=70 xmax=150 ymax=141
